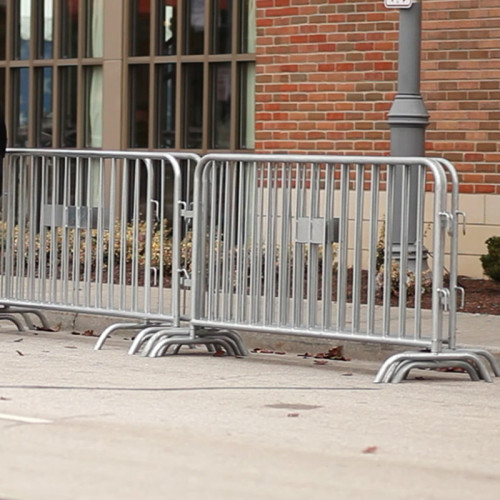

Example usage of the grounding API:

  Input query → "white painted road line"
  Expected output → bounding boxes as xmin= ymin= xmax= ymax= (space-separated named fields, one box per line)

xmin=0 ymin=413 xmax=52 ymax=424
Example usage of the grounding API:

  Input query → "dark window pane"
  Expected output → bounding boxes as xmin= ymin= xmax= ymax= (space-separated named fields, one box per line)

xmin=240 ymin=0 xmax=256 ymax=53
xmin=184 ymin=64 xmax=203 ymax=148
xmin=86 ymin=0 xmax=103 ymax=58
xmin=156 ymin=64 xmax=176 ymax=148
xmin=15 ymin=0 xmax=31 ymax=60
xmin=12 ymin=68 xmax=30 ymax=146
xmin=85 ymin=66 xmax=103 ymax=147
xmin=36 ymin=67 xmax=53 ymax=147
xmin=0 ymin=2 xmax=7 ymax=59
xmin=129 ymin=65 xmax=150 ymax=148
xmin=213 ymin=0 xmax=232 ymax=54
xmin=59 ymin=66 xmax=77 ymax=147
xmin=61 ymin=0 xmax=79 ymax=58
xmin=130 ymin=0 xmax=150 ymax=56
xmin=211 ymin=63 xmax=231 ymax=148
xmin=185 ymin=0 xmax=204 ymax=55
xmin=0 ymin=69 xmax=5 ymax=106
xmin=157 ymin=0 xmax=176 ymax=55
xmin=38 ymin=0 xmax=54 ymax=59
xmin=0 ymin=67 xmax=4 ymax=189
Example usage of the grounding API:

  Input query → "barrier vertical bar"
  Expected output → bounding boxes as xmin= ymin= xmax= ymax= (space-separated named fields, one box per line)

xmin=383 ymin=162 xmax=395 ymax=336
xmin=430 ymin=159 xmax=447 ymax=354
xmin=398 ymin=163 xmax=410 ymax=338
xmin=367 ymin=163 xmax=380 ymax=335
xmin=352 ymin=163 xmax=365 ymax=332
xmin=412 ymin=164 xmax=426 ymax=339
xmin=336 ymin=162 xmax=349 ymax=331
xmin=322 ymin=162 xmax=334 ymax=330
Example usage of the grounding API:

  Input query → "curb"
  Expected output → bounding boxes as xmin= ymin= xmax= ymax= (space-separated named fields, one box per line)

xmin=36 ymin=310 xmax=500 ymax=365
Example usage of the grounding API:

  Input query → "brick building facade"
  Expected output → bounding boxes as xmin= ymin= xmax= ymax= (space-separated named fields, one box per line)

xmin=255 ymin=0 xmax=500 ymax=276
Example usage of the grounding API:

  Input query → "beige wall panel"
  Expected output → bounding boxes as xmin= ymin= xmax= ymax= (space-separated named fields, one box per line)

xmin=458 ymin=255 xmax=486 ymax=279
xmin=459 ymin=194 xmax=486 ymax=225
xmin=459 ymin=225 xmax=497 ymax=256
xmin=485 ymin=194 xmax=500 ymax=227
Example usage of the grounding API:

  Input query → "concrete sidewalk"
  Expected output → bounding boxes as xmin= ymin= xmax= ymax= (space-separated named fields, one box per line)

xmin=1 ymin=325 xmax=500 ymax=500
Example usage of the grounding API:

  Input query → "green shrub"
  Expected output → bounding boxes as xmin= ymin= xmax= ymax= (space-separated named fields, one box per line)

xmin=480 ymin=236 xmax=500 ymax=282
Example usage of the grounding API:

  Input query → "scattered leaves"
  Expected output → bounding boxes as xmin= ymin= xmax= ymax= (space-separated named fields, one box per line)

xmin=314 ymin=346 xmax=351 ymax=361
xmin=314 ymin=359 xmax=328 ymax=366
xmin=34 ymin=323 xmax=61 ymax=332
xmin=15 ymin=350 xmax=24 ymax=356
xmin=362 ymin=446 xmax=378 ymax=454
xmin=435 ymin=367 xmax=467 ymax=373
xmin=213 ymin=349 xmax=226 ymax=357
xmin=13 ymin=338 xmax=23 ymax=343
xmin=287 ymin=413 xmax=300 ymax=418
xmin=0 ymin=396 xmax=11 ymax=401
xmin=71 ymin=330 xmax=97 ymax=337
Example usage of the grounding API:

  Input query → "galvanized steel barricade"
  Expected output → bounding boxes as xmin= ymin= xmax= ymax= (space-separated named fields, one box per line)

xmin=0 ymin=149 xmax=197 ymax=343
xmin=188 ymin=154 xmax=499 ymax=382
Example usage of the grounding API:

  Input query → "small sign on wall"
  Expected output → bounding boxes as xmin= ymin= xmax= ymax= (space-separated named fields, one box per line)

xmin=384 ymin=0 xmax=414 ymax=8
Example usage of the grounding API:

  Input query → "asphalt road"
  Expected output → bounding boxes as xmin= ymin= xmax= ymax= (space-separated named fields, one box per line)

xmin=1 ymin=330 xmax=499 ymax=500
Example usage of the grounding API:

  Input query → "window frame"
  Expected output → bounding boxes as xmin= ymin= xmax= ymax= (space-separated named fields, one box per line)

xmin=126 ymin=0 xmax=256 ymax=153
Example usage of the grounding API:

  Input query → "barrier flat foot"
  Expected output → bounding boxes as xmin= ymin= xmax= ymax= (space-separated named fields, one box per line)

xmin=374 ymin=350 xmax=494 ymax=383
xmin=0 ymin=314 xmax=26 ymax=332
xmin=197 ymin=329 xmax=249 ymax=357
xmin=0 ymin=307 xmax=52 ymax=331
xmin=455 ymin=348 xmax=500 ymax=377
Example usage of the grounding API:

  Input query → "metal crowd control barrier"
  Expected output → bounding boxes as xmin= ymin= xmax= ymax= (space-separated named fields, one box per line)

xmin=184 ymin=153 xmax=499 ymax=382
xmin=0 ymin=149 xmax=198 ymax=342
xmin=1 ymin=149 xmax=497 ymax=382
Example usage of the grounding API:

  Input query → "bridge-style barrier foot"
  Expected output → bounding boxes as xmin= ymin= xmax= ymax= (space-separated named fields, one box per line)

xmin=374 ymin=350 xmax=497 ymax=383
xmin=129 ymin=327 xmax=249 ymax=358
xmin=0 ymin=306 xmax=52 ymax=332
xmin=94 ymin=321 xmax=170 ymax=350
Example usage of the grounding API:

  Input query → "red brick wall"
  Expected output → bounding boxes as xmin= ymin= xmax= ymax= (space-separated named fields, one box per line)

xmin=255 ymin=0 xmax=500 ymax=194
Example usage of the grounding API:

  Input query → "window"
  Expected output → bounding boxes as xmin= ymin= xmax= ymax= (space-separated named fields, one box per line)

xmin=12 ymin=68 xmax=30 ymax=146
xmin=156 ymin=64 xmax=176 ymax=148
xmin=59 ymin=66 xmax=77 ymax=147
xmin=129 ymin=65 xmax=150 ymax=148
xmin=38 ymin=0 xmax=54 ymax=59
xmin=0 ymin=0 xmax=254 ymax=152
xmin=86 ymin=0 xmax=104 ymax=58
xmin=0 ymin=2 xmax=6 ymax=60
xmin=85 ymin=66 xmax=103 ymax=148
xmin=130 ymin=0 xmax=151 ymax=57
xmin=2 ymin=0 xmax=103 ymax=148
xmin=127 ymin=0 xmax=256 ymax=151
xmin=15 ymin=0 xmax=32 ymax=60
xmin=61 ymin=0 xmax=78 ymax=59
xmin=36 ymin=67 xmax=53 ymax=147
